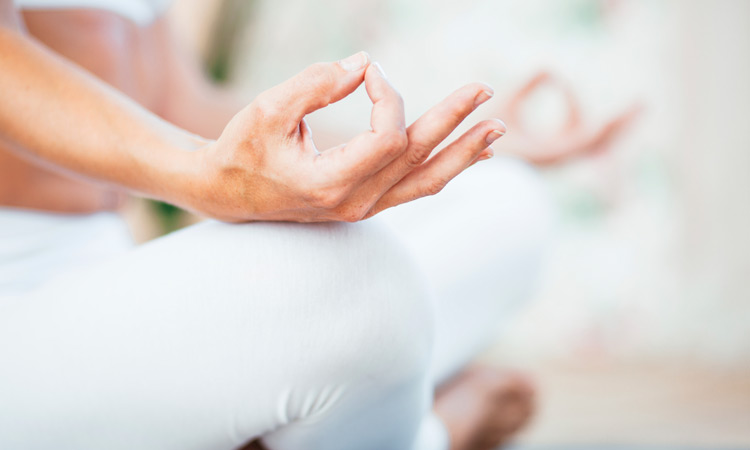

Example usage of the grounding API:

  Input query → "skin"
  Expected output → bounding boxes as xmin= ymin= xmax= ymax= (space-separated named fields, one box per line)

xmin=497 ymin=71 xmax=641 ymax=167
xmin=239 ymin=364 xmax=536 ymax=450
xmin=0 ymin=4 xmax=527 ymax=449
xmin=0 ymin=4 xmax=633 ymax=448
xmin=0 ymin=4 xmax=502 ymax=222
xmin=434 ymin=366 xmax=536 ymax=450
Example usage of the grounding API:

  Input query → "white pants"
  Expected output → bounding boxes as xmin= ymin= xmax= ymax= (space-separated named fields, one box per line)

xmin=0 ymin=157 xmax=552 ymax=450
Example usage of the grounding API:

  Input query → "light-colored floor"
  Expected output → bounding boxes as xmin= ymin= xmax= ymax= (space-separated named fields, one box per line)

xmin=503 ymin=362 xmax=750 ymax=449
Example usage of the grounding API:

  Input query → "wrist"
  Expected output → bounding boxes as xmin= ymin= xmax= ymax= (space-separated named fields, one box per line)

xmin=142 ymin=132 xmax=215 ymax=216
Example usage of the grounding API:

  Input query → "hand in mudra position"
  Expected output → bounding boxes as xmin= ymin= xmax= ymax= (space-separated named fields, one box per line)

xmin=185 ymin=52 xmax=505 ymax=222
xmin=498 ymin=71 xmax=641 ymax=167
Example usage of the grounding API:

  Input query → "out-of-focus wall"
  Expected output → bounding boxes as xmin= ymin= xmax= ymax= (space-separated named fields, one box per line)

xmin=177 ymin=0 xmax=750 ymax=368
xmin=668 ymin=0 xmax=750 ymax=364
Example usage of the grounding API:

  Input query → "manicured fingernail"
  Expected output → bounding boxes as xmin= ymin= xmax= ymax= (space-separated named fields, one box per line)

xmin=338 ymin=51 xmax=369 ymax=71
xmin=486 ymin=129 xmax=505 ymax=145
xmin=373 ymin=62 xmax=388 ymax=79
xmin=474 ymin=89 xmax=494 ymax=108
xmin=479 ymin=148 xmax=495 ymax=161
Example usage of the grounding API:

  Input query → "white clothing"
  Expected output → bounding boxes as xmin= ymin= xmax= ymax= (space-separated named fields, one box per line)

xmin=1 ymin=219 xmax=435 ymax=450
xmin=14 ymin=0 xmax=171 ymax=25
xmin=0 ymin=157 xmax=553 ymax=449
xmin=0 ymin=210 xmax=132 ymax=296
xmin=380 ymin=158 xmax=552 ymax=382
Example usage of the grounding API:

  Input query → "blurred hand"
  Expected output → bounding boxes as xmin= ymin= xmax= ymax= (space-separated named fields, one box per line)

xmin=185 ymin=52 xmax=505 ymax=222
xmin=499 ymin=71 xmax=641 ymax=166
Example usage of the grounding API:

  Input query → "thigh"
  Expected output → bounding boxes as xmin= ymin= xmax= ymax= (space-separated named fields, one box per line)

xmin=0 ymin=219 xmax=433 ymax=450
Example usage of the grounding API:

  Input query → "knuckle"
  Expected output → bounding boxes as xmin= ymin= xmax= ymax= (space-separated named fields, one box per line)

xmin=305 ymin=63 xmax=335 ymax=92
xmin=446 ymin=101 xmax=475 ymax=125
xmin=424 ymin=178 xmax=449 ymax=197
xmin=338 ymin=206 xmax=369 ymax=223
xmin=304 ymin=62 xmax=328 ymax=78
xmin=251 ymin=93 xmax=280 ymax=117
xmin=381 ymin=130 xmax=408 ymax=156
xmin=449 ymin=104 xmax=472 ymax=123
xmin=308 ymin=185 xmax=345 ymax=210
xmin=404 ymin=144 xmax=430 ymax=168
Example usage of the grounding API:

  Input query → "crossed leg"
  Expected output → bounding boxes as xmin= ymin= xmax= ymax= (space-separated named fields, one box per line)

xmin=380 ymin=156 xmax=553 ymax=383
xmin=0 ymin=220 xmax=434 ymax=450
xmin=380 ymin=156 xmax=553 ymax=449
xmin=0 ymin=157 xmax=551 ymax=450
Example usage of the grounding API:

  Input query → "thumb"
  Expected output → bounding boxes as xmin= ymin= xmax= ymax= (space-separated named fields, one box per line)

xmin=265 ymin=51 xmax=370 ymax=128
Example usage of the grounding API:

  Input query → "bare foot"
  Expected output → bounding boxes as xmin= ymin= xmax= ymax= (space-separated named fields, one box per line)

xmin=433 ymin=365 xmax=536 ymax=450
xmin=238 ymin=439 xmax=265 ymax=450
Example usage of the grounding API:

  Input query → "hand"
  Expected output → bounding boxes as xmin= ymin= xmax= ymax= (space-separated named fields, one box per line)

xmin=181 ymin=52 xmax=506 ymax=222
xmin=499 ymin=71 xmax=641 ymax=166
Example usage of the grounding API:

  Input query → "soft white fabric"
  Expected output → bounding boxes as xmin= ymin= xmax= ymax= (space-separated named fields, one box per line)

xmin=0 ymin=156 xmax=553 ymax=449
xmin=14 ymin=0 xmax=171 ymax=25
xmin=379 ymin=157 xmax=553 ymax=383
xmin=0 ymin=219 xmax=435 ymax=450
xmin=413 ymin=411 xmax=451 ymax=450
xmin=0 ymin=209 xmax=133 ymax=296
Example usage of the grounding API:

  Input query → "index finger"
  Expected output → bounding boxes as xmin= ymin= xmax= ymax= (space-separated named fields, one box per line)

xmin=365 ymin=62 xmax=406 ymax=136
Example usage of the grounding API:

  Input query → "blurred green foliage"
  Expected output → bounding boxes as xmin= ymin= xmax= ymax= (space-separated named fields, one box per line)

xmin=206 ymin=0 xmax=256 ymax=82
xmin=148 ymin=200 xmax=185 ymax=234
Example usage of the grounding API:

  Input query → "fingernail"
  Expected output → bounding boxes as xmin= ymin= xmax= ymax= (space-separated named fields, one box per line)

xmin=338 ymin=51 xmax=369 ymax=71
xmin=479 ymin=148 xmax=495 ymax=161
xmin=486 ymin=129 xmax=505 ymax=145
xmin=373 ymin=62 xmax=388 ymax=79
xmin=474 ymin=89 xmax=494 ymax=108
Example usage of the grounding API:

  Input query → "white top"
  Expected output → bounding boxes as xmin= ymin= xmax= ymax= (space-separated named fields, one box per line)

xmin=15 ymin=0 xmax=172 ymax=26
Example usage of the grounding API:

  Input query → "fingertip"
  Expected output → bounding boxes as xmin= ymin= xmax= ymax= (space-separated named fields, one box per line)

xmin=486 ymin=131 xmax=504 ymax=145
xmin=484 ymin=119 xmax=507 ymax=145
xmin=373 ymin=62 xmax=387 ymax=79
xmin=337 ymin=51 xmax=371 ymax=72
xmin=469 ymin=147 xmax=495 ymax=167
xmin=489 ymin=118 xmax=507 ymax=133
xmin=474 ymin=81 xmax=494 ymax=96
xmin=365 ymin=61 xmax=388 ymax=83
xmin=473 ymin=82 xmax=495 ymax=108
xmin=365 ymin=62 xmax=401 ymax=104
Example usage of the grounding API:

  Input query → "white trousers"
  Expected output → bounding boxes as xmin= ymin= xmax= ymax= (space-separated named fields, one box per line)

xmin=0 ymin=157 xmax=552 ymax=450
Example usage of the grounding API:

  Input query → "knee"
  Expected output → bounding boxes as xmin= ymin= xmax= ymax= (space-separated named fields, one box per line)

xmin=285 ymin=221 xmax=436 ymax=448
xmin=219 ymin=220 xmax=435 ymax=447
xmin=190 ymin=218 xmax=435 ymax=382
xmin=287 ymin=219 xmax=435 ymax=385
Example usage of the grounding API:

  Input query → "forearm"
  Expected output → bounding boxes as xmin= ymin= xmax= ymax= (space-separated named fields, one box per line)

xmin=1 ymin=6 xmax=505 ymax=224
xmin=0 ymin=25 xmax=208 ymax=204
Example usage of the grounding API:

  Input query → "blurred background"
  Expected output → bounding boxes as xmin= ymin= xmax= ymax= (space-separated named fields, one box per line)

xmin=126 ymin=0 xmax=750 ymax=447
